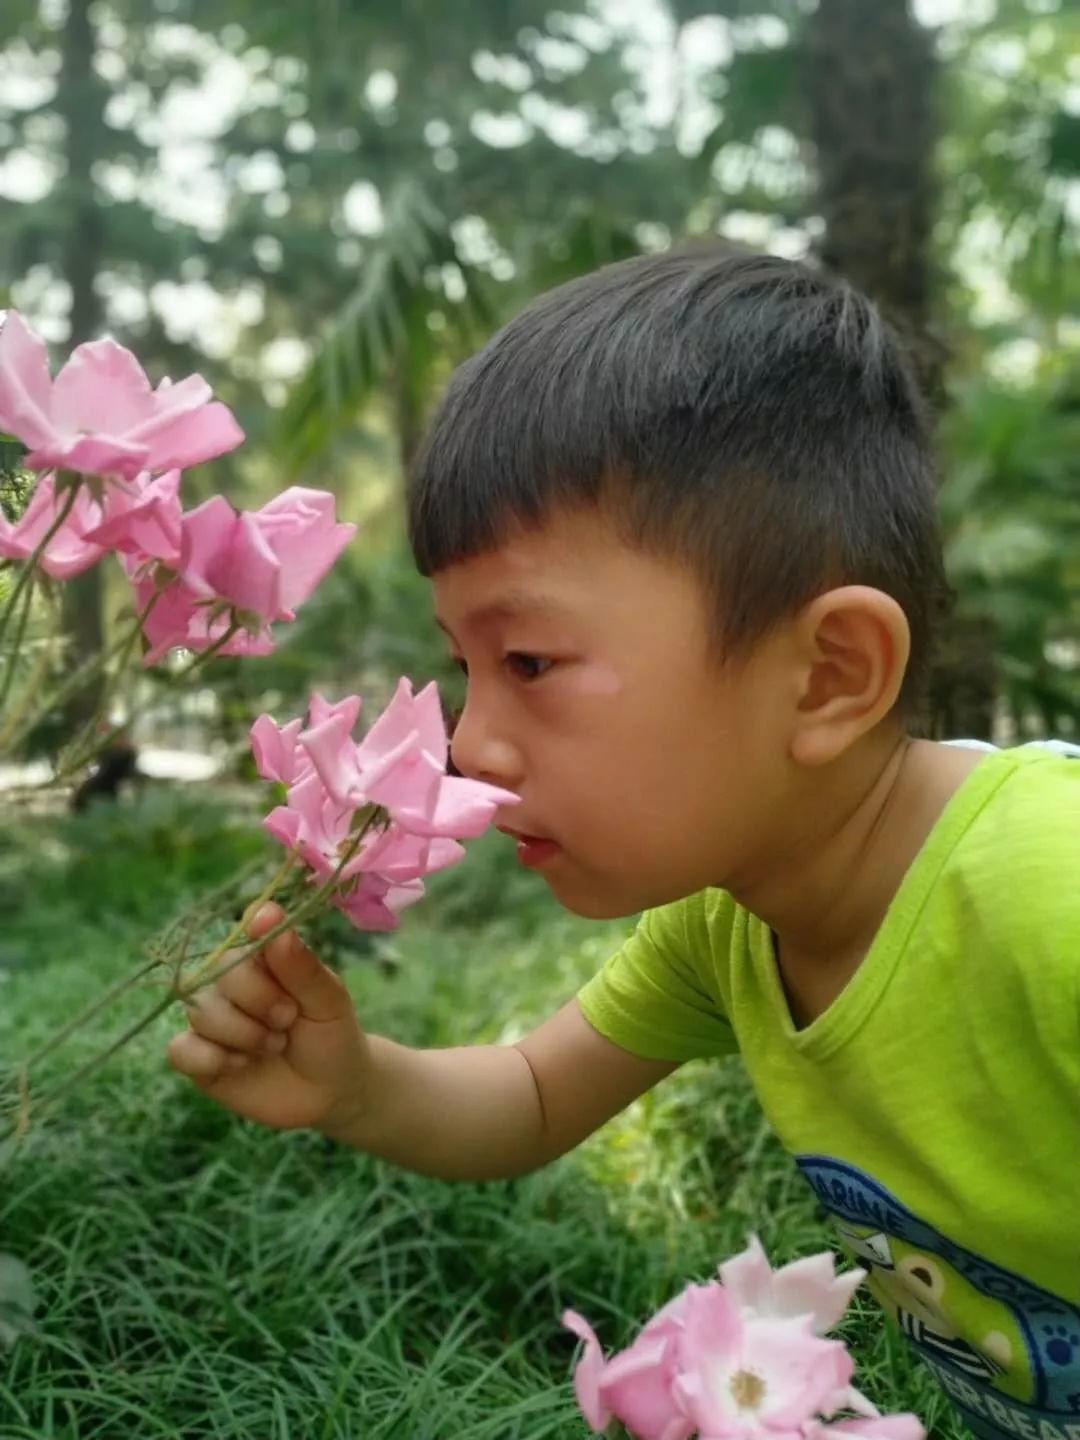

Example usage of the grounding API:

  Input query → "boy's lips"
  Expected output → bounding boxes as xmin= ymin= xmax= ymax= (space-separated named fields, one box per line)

xmin=497 ymin=825 xmax=562 ymax=869
xmin=496 ymin=824 xmax=553 ymax=843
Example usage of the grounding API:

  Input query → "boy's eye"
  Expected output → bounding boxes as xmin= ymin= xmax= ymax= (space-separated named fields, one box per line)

xmin=504 ymin=652 xmax=552 ymax=681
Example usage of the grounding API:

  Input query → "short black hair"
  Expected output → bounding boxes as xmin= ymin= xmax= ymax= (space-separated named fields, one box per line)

xmin=407 ymin=242 xmax=952 ymax=724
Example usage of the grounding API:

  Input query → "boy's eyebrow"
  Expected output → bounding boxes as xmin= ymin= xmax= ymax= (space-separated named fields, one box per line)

xmin=434 ymin=590 xmax=573 ymax=636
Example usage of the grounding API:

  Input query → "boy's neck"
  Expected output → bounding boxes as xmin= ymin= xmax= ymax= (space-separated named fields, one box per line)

xmin=727 ymin=733 xmax=989 ymax=1023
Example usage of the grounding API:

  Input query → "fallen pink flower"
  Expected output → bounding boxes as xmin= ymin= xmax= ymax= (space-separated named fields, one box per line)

xmin=672 ymin=1284 xmax=855 ymax=1438
xmin=563 ymin=1237 xmax=922 ymax=1440
xmin=0 ymin=311 xmax=243 ymax=481
xmin=805 ymin=1418 xmax=926 ymax=1440
xmin=719 ymin=1235 xmax=866 ymax=1337
xmin=562 ymin=1307 xmax=693 ymax=1440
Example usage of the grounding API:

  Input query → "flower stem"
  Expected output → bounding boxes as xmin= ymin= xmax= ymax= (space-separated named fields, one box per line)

xmin=178 ymin=850 xmax=298 ymax=992
xmin=2 ymin=609 xmax=135 ymax=750
xmin=50 ymin=618 xmax=242 ymax=785
xmin=50 ymin=590 xmax=163 ymax=771
xmin=4 ymin=816 xmax=381 ymax=1144
xmin=14 ymin=989 xmax=178 ymax=1138
xmin=0 ymin=475 xmax=81 ymax=656
xmin=0 ymin=628 xmax=57 ymax=755
xmin=146 ymin=851 xmax=272 ymax=962
xmin=179 ymin=818 xmax=377 ymax=999
xmin=19 ymin=958 xmax=166 ymax=1073
xmin=0 ymin=566 xmax=37 ymax=719
xmin=12 ymin=851 xmax=272 ymax=1088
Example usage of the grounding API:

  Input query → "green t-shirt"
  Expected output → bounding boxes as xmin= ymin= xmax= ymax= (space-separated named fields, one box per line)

xmin=578 ymin=742 xmax=1080 ymax=1440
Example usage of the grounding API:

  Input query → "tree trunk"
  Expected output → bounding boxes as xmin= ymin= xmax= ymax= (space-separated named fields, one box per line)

xmin=56 ymin=0 xmax=106 ymax=735
xmin=801 ymin=0 xmax=998 ymax=739
xmin=802 ymin=0 xmax=942 ymax=401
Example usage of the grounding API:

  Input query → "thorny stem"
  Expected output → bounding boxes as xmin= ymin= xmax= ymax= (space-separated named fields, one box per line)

xmin=0 ymin=628 xmax=57 ymax=754
xmin=13 ymin=991 xmax=178 ymax=1138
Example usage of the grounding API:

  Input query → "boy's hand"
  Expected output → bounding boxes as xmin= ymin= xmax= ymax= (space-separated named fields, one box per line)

xmin=166 ymin=902 xmax=371 ymax=1134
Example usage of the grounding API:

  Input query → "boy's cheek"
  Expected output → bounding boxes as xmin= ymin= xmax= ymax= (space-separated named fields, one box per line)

xmin=570 ymin=662 xmax=622 ymax=698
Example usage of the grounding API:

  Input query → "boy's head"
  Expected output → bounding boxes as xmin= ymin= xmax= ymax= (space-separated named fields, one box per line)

xmin=409 ymin=243 xmax=950 ymax=721
xmin=406 ymin=244 xmax=953 ymax=915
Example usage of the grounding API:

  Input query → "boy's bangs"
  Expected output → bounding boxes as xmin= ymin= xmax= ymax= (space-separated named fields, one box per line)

xmin=407 ymin=345 xmax=614 ymax=577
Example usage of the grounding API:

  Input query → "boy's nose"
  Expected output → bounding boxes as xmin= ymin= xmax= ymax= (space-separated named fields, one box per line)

xmin=448 ymin=702 xmax=523 ymax=789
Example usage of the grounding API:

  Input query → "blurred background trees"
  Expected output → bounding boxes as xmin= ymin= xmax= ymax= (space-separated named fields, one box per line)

xmin=1 ymin=0 xmax=1076 ymax=747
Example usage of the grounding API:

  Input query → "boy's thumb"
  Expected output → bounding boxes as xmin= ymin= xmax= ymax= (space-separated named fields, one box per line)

xmin=246 ymin=902 xmax=350 ymax=1023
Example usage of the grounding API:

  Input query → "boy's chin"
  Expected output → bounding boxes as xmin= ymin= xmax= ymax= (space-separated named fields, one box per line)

xmin=549 ymin=868 xmax=708 ymax=920
xmin=546 ymin=877 xmax=649 ymax=922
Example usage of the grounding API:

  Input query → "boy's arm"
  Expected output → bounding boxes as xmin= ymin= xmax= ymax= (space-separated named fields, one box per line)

xmin=320 ymin=998 xmax=679 ymax=1181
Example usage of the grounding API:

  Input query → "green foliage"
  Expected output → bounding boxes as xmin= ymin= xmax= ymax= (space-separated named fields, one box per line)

xmin=0 ymin=788 xmax=266 ymax=948
xmin=3 ymin=0 xmax=1075 ymax=738
xmin=940 ymin=370 xmax=1080 ymax=734
xmin=0 ymin=436 xmax=33 ymax=529
xmin=275 ymin=180 xmax=495 ymax=476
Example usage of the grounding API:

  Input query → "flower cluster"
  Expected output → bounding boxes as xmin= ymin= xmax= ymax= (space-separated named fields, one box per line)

xmin=0 ymin=311 xmax=354 ymax=662
xmin=251 ymin=680 xmax=519 ymax=930
xmin=564 ymin=1236 xmax=924 ymax=1440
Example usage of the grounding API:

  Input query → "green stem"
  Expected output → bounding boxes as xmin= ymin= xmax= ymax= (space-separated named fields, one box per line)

xmin=147 ymin=852 xmax=272 ymax=959
xmin=0 ymin=566 xmax=36 ymax=718
xmin=20 ymin=957 xmax=164 ymax=1071
xmin=178 ymin=850 xmax=298 ymax=992
xmin=15 ymin=990 xmax=178 ymax=1137
xmin=180 ymin=817 xmax=377 ymax=999
xmin=0 ymin=628 xmax=56 ymax=755
xmin=51 ymin=618 xmax=243 ymax=785
xmin=0 ymin=475 xmax=81 ymax=656
xmin=5 ymin=815 xmax=381 ymax=1143
xmin=19 ymin=852 xmax=274 ymax=1078
xmin=55 ymin=589 xmax=163 ymax=769
xmin=0 ymin=592 xmax=157 ymax=759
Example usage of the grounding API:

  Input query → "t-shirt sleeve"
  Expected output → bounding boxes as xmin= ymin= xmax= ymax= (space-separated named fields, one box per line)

xmin=577 ymin=894 xmax=738 ymax=1062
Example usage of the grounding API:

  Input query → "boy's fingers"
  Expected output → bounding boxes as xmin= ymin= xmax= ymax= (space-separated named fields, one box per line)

xmin=167 ymin=1030 xmax=249 ymax=1082
xmin=257 ymin=923 xmax=351 ymax=1024
xmin=184 ymin=989 xmax=285 ymax=1055
xmin=215 ymin=958 xmax=298 ymax=1031
xmin=244 ymin=899 xmax=287 ymax=941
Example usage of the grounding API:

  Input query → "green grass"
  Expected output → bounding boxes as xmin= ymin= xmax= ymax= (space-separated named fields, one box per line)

xmin=0 ymin=788 xmax=971 ymax=1438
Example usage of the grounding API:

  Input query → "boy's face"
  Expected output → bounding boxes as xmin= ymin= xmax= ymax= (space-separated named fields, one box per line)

xmin=431 ymin=504 xmax=793 ymax=918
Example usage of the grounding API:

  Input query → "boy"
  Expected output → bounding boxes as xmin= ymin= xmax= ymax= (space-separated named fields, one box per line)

xmin=168 ymin=245 xmax=1080 ymax=1440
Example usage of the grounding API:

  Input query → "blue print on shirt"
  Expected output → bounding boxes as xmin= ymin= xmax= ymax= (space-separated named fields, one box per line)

xmin=796 ymin=1155 xmax=1080 ymax=1440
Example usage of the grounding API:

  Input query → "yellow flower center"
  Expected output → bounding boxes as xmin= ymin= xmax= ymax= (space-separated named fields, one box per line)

xmin=730 ymin=1369 xmax=766 ymax=1409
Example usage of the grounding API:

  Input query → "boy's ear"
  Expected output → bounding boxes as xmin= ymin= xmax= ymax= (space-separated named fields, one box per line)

xmin=786 ymin=586 xmax=910 ymax=766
